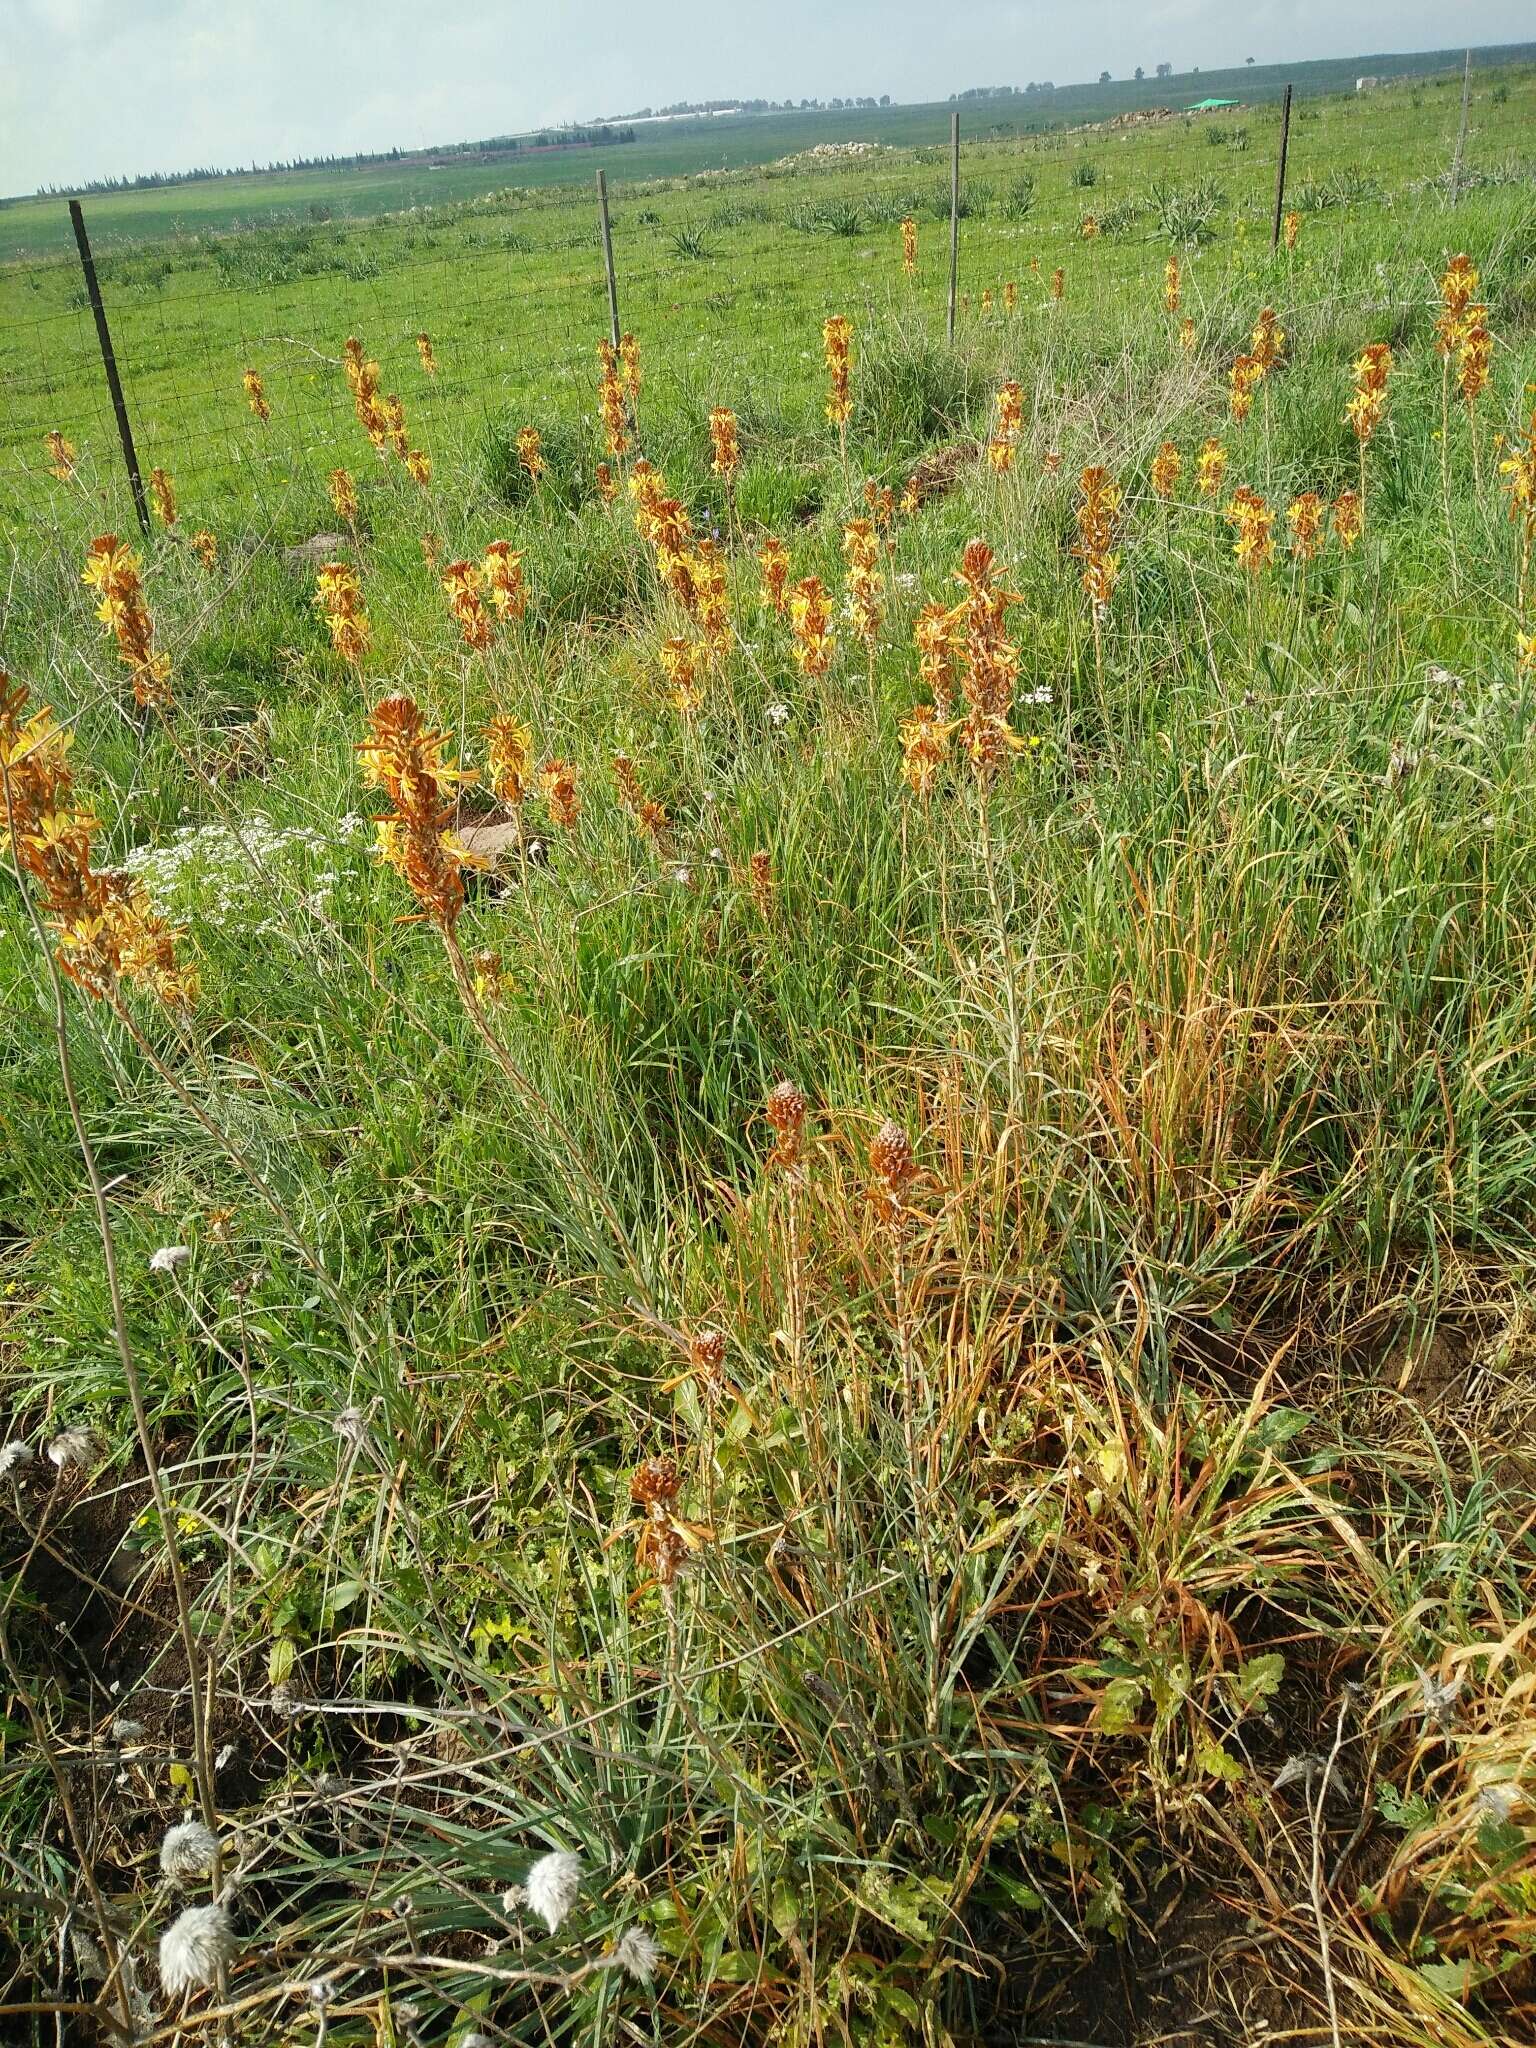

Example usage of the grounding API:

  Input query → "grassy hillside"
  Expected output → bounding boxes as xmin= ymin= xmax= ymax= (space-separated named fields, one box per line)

xmin=2 ymin=40 xmax=1532 ymax=260
xmin=2 ymin=54 xmax=1536 ymax=2048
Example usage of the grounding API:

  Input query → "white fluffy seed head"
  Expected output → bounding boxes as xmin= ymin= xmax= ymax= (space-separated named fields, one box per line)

xmin=0 ymin=1440 xmax=33 ymax=1477
xmin=524 ymin=1849 xmax=583 ymax=1934
xmin=47 ymin=1426 xmax=103 ymax=1472
xmin=159 ymin=1902 xmax=235 ymax=1997
xmin=159 ymin=1818 xmax=219 ymax=1882
xmin=614 ymin=1924 xmax=661 ymax=1984
xmin=148 ymin=1244 xmax=192 ymax=1273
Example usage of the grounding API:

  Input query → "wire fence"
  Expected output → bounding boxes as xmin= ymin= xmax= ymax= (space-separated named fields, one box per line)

xmin=0 ymin=74 xmax=1523 ymax=537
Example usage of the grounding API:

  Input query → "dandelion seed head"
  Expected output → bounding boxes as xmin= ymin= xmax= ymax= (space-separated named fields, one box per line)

xmin=159 ymin=1902 xmax=235 ymax=1997
xmin=615 ymin=1924 xmax=661 ymax=1984
xmin=0 ymin=1441 xmax=33 ymax=1476
xmin=47 ymin=1425 xmax=103 ymax=1472
xmin=149 ymin=1245 xmax=191 ymax=1273
xmin=160 ymin=1818 xmax=219 ymax=1882
xmin=332 ymin=1406 xmax=367 ymax=1445
xmin=112 ymin=1716 xmax=146 ymax=1744
xmin=525 ymin=1849 xmax=583 ymax=1934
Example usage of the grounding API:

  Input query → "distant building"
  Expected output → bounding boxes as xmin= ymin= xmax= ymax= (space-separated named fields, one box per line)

xmin=1356 ymin=76 xmax=1380 ymax=91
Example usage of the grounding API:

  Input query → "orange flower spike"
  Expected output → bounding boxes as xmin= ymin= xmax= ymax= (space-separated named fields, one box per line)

xmin=1225 ymin=487 xmax=1275 ymax=574
xmin=900 ymin=215 xmax=917 ymax=279
xmin=328 ymin=468 xmax=359 ymax=526
xmin=441 ymin=560 xmax=494 ymax=651
xmin=1286 ymin=491 xmax=1325 ymax=561
xmin=1435 ymin=255 xmax=1480 ymax=356
xmin=1346 ymin=342 xmax=1394 ymax=444
xmin=1250 ymin=307 xmax=1285 ymax=374
xmin=1150 ymin=441 xmax=1181 ymax=502
xmin=81 ymin=535 xmax=172 ymax=705
xmin=539 ymin=758 xmax=580 ymax=829
xmin=822 ymin=315 xmax=853 ymax=427
xmin=789 ymin=576 xmax=835 ymax=678
xmin=313 ymin=560 xmax=371 ymax=666
xmin=1331 ymin=488 xmax=1363 ymax=551
xmin=242 ymin=368 xmax=270 ymax=423
xmin=1072 ymin=467 xmax=1122 ymax=610
xmin=45 ymin=430 xmax=77 ymax=481
xmin=149 ymin=467 xmax=177 ymax=529
xmin=481 ymin=540 xmax=527 ymax=621
xmin=597 ymin=340 xmax=630 ymax=458
xmin=357 ymin=693 xmax=478 ymax=929
xmin=416 ymin=332 xmax=438 ymax=377
xmin=484 ymin=715 xmax=533 ymax=808
xmin=708 ymin=405 xmax=740 ymax=484
xmin=1196 ymin=437 xmax=1227 ymax=498
xmin=756 ymin=536 xmax=790 ymax=615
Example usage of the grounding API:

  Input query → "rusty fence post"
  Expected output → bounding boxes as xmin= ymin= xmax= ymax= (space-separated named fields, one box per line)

xmin=947 ymin=113 xmax=960 ymax=344
xmin=1270 ymin=84 xmax=1293 ymax=252
xmin=68 ymin=198 xmax=150 ymax=537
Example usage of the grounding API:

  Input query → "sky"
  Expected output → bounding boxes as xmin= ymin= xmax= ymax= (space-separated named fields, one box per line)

xmin=3 ymin=0 xmax=1531 ymax=195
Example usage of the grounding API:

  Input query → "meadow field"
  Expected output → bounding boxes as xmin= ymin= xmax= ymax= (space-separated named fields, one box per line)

xmin=3 ymin=43 xmax=1531 ymax=261
xmin=2 ymin=52 xmax=1536 ymax=2048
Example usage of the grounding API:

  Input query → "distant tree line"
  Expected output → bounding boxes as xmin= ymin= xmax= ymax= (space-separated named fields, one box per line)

xmin=950 ymin=83 xmax=1058 ymax=99
xmin=36 ymin=125 xmax=636 ymax=199
xmin=606 ymin=96 xmax=893 ymax=116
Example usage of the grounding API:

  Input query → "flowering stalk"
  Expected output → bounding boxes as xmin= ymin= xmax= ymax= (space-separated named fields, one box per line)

xmin=328 ymin=467 xmax=359 ymax=529
xmin=442 ymin=561 xmax=493 ymax=651
xmin=314 ymin=561 xmax=371 ymax=666
xmin=901 ymin=215 xmax=917 ymax=280
xmin=823 ymin=314 xmax=853 ymax=483
xmin=1150 ymin=441 xmax=1181 ymax=503
xmin=597 ymin=340 xmax=630 ymax=459
xmin=46 ymin=429 xmax=77 ymax=481
xmin=789 ymin=576 xmax=835 ymax=679
xmin=1196 ymin=437 xmax=1228 ymax=499
xmin=242 ymin=368 xmax=270 ymax=423
xmin=416 ymin=331 xmax=438 ymax=377
xmin=1346 ymin=341 xmax=1393 ymax=526
xmin=757 ymin=535 xmax=790 ymax=616
xmin=148 ymin=468 xmax=176 ymax=527
xmin=842 ymin=518 xmax=884 ymax=682
xmin=517 ymin=427 xmax=546 ymax=490
xmin=987 ymin=381 xmax=1023 ymax=476
xmin=952 ymin=538 xmax=1022 ymax=781
xmin=82 ymin=535 xmax=171 ymax=706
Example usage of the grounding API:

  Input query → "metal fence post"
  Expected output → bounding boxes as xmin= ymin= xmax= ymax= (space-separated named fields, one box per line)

xmin=947 ymin=113 xmax=960 ymax=345
xmin=68 ymin=199 xmax=150 ymax=536
xmin=1269 ymin=84 xmax=1293 ymax=252
xmin=596 ymin=169 xmax=621 ymax=349
xmin=1450 ymin=51 xmax=1471 ymax=206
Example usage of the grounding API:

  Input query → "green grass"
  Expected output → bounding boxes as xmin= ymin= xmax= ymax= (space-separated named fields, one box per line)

xmin=2 ymin=58 xmax=1536 ymax=2048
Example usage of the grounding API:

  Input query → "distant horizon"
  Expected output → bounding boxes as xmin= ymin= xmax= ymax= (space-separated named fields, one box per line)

xmin=6 ymin=33 xmax=1531 ymax=208
xmin=4 ymin=0 xmax=1533 ymax=202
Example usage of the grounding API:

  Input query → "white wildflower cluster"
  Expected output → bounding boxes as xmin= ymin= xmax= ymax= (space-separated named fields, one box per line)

xmin=118 ymin=813 xmax=369 ymax=930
